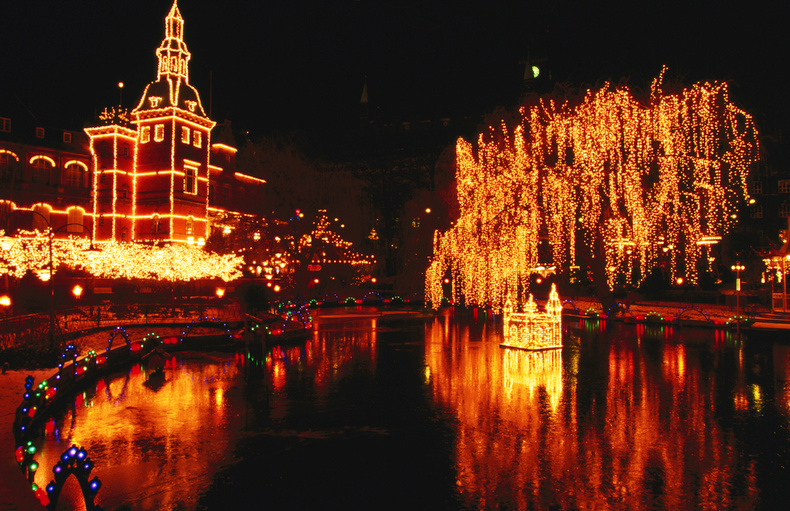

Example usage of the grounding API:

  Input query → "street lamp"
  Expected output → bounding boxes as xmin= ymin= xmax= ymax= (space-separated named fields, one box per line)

xmin=732 ymin=262 xmax=745 ymax=334
xmin=3 ymin=211 xmax=96 ymax=348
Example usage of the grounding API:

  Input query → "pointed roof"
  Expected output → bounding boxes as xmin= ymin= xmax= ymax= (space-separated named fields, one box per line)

xmin=131 ymin=0 xmax=212 ymax=125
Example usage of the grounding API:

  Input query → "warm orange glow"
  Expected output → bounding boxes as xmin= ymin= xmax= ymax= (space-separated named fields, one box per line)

xmin=0 ymin=295 xmax=10 ymax=307
xmin=427 ymin=69 xmax=759 ymax=309
xmin=215 ymin=287 xmax=225 ymax=298
xmin=0 ymin=231 xmax=243 ymax=281
xmin=72 ymin=285 xmax=83 ymax=298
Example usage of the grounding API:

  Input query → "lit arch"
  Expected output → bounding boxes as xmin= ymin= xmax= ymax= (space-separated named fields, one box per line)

xmin=0 ymin=149 xmax=19 ymax=161
xmin=64 ymin=160 xmax=88 ymax=171
xmin=29 ymin=155 xmax=56 ymax=166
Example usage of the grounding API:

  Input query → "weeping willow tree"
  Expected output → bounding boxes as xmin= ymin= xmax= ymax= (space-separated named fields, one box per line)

xmin=426 ymin=69 xmax=760 ymax=310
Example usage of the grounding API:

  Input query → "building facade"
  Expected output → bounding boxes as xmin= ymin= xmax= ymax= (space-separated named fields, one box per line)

xmin=2 ymin=1 xmax=265 ymax=246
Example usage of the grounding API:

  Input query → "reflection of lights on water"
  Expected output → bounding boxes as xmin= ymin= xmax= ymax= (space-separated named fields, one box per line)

xmin=424 ymin=366 xmax=432 ymax=384
xmin=750 ymin=384 xmax=763 ymax=413
xmin=503 ymin=349 xmax=563 ymax=410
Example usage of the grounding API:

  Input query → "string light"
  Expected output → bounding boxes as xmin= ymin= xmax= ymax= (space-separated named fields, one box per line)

xmin=0 ymin=230 xmax=243 ymax=281
xmin=427 ymin=69 xmax=758 ymax=310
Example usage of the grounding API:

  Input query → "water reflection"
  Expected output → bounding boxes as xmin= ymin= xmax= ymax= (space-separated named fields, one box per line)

xmin=24 ymin=311 xmax=790 ymax=510
xmin=32 ymin=354 xmax=245 ymax=511
xmin=425 ymin=314 xmax=785 ymax=510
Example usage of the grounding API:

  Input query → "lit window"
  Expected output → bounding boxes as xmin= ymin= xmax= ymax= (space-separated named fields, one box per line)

xmin=35 ymin=127 xmax=45 ymax=138
xmin=181 ymin=126 xmax=190 ymax=144
xmin=779 ymin=180 xmax=790 ymax=194
xmin=186 ymin=216 xmax=194 ymax=236
xmin=67 ymin=208 xmax=84 ymax=232
xmin=0 ymin=117 xmax=10 ymax=132
xmin=32 ymin=204 xmax=51 ymax=230
xmin=193 ymin=130 xmax=202 ymax=148
xmin=152 ymin=214 xmax=161 ymax=234
xmin=184 ymin=166 xmax=197 ymax=194
xmin=140 ymin=126 xmax=151 ymax=143
xmin=154 ymin=124 xmax=165 ymax=142
xmin=64 ymin=163 xmax=84 ymax=188
xmin=63 ymin=132 xmax=72 ymax=144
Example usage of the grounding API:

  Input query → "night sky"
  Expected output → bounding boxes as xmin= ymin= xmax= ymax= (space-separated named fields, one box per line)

xmin=1 ymin=0 xmax=786 ymax=154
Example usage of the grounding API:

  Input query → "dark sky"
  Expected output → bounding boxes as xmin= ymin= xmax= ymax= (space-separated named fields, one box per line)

xmin=1 ymin=0 xmax=786 ymax=149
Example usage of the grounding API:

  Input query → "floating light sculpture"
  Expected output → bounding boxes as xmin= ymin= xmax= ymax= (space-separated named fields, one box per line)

xmin=502 ymin=283 xmax=562 ymax=350
xmin=427 ymin=69 xmax=759 ymax=310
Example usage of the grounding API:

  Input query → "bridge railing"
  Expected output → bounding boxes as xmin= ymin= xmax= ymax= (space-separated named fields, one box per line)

xmin=0 ymin=301 xmax=245 ymax=350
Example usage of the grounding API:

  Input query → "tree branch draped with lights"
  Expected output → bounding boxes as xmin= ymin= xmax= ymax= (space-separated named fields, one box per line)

xmin=427 ymin=69 xmax=759 ymax=310
xmin=1 ymin=231 xmax=243 ymax=281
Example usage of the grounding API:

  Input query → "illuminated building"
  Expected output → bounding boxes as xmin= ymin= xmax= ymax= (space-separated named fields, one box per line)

xmin=85 ymin=1 xmax=264 ymax=244
xmin=2 ymin=1 xmax=264 ymax=250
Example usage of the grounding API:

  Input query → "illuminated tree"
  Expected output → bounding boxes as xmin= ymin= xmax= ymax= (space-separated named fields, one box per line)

xmin=426 ymin=70 xmax=759 ymax=310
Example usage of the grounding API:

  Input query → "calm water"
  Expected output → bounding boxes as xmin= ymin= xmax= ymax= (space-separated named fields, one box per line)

xmin=31 ymin=308 xmax=790 ymax=510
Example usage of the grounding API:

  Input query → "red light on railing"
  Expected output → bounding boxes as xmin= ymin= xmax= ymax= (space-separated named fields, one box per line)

xmin=271 ymin=328 xmax=283 ymax=336
xmin=45 ymin=388 xmax=56 ymax=401
xmin=96 ymin=355 xmax=107 ymax=365
xmin=130 ymin=342 xmax=143 ymax=352
xmin=162 ymin=336 xmax=178 ymax=345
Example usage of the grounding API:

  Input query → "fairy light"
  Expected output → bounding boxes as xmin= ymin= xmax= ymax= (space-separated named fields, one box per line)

xmin=0 ymin=231 xmax=243 ymax=281
xmin=427 ymin=68 xmax=758 ymax=310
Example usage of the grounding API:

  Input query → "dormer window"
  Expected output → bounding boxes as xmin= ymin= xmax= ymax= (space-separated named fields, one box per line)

xmin=63 ymin=132 xmax=72 ymax=143
xmin=185 ymin=100 xmax=197 ymax=112
xmin=35 ymin=127 xmax=45 ymax=138
xmin=149 ymin=96 xmax=162 ymax=108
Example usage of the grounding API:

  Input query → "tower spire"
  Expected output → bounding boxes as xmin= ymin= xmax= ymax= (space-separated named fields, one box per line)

xmin=156 ymin=0 xmax=191 ymax=83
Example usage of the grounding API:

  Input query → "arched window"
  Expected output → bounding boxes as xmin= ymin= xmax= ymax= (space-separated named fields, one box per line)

xmin=152 ymin=214 xmax=161 ymax=234
xmin=32 ymin=204 xmax=51 ymax=231
xmin=64 ymin=162 xmax=86 ymax=188
xmin=1 ymin=151 xmax=18 ymax=183
xmin=67 ymin=207 xmax=84 ymax=233
xmin=31 ymin=157 xmax=53 ymax=184
xmin=185 ymin=216 xmax=194 ymax=236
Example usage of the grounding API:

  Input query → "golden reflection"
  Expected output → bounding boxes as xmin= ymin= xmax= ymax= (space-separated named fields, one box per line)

xmin=32 ymin=356 xmax=244 ymax=510
xmin=503 ymin=349 xmax=562 ymax=410
xmin=425 ymin=315 xmax=755 ymax=509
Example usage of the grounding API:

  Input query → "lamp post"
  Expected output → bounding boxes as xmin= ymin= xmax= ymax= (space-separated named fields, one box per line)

xmin=2 ymin=211 xmax=95 ymax=348
xmin=732 ymin=262 xmax=745 ymax=335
